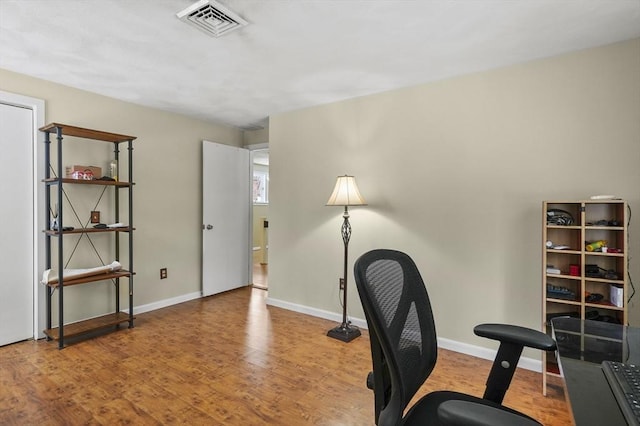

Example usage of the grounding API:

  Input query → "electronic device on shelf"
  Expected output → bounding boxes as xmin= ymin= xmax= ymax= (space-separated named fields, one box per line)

xmin=585 ymin=293 xmax=604 ymax=303
xmin=585 ymin=264 xmax=621 ymax=280
xmin=590 ymin=195 xmax=619 ymax=200
xmin=547 ymin=284 xmax=576 ymax=300
xmin=547 ymin=209 xmax=574 ymax=225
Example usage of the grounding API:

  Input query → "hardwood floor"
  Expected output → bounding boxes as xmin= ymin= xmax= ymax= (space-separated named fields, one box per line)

xmin=252 ymin=263 xmax=268 ymax=289
xmin=0 ymin=287 xmax=571 ymax=425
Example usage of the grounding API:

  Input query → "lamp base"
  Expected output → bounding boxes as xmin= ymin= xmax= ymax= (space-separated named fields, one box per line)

xmin=327 ymin=323 xmax=361 ymax=342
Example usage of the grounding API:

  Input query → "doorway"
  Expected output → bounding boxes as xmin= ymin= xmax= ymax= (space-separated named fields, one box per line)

xmin=251 ymin=149 xmax=268 ymax=290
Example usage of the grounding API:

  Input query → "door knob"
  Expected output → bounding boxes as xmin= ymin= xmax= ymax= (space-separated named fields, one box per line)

xmin=206 ymin=224 xmax=213 ymax=230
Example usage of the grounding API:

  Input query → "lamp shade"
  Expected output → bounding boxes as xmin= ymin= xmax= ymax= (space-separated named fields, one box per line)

xmin=326 ymin=175 xmax=367 ymax=206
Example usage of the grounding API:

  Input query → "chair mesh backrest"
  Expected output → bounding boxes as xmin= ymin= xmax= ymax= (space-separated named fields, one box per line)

xmin=354 ymin=249 xmax=438 ymax=415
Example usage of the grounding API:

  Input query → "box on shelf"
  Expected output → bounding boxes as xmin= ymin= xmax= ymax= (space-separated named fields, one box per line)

xmin=610 ymin=286 xmax=624 ymax=308
xmin=66 ymin=165 xmax=102 ymax=180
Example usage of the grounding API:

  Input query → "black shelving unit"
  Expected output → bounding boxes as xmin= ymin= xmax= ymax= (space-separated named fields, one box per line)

xmin=40 ymin=123 xmax=136 ymax=348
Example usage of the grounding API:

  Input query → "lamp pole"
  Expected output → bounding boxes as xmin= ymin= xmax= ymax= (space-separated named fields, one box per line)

xmin=340 ymin=205 xmax=352 ymax=327
xmin=326 ymin=175 xmax=365 ymax=343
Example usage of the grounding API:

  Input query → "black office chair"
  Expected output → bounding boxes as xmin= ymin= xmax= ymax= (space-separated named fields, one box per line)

xmin=353 ymin=249 xmax=557 ymax=426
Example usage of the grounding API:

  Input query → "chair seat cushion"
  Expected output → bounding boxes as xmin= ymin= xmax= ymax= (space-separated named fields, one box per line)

xmin=402 ymin=390 xmax=540 ymax=426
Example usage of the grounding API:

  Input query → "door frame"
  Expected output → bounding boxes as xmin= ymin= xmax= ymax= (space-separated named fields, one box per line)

xmin=0 ymin=90 xmax=46 ymax=340
xmin=246 ymin=142 xmax=269 ymax=286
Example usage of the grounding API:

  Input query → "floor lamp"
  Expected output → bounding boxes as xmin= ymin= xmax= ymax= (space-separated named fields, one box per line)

xmin=326 ymin=175 xmax=367 ymax=342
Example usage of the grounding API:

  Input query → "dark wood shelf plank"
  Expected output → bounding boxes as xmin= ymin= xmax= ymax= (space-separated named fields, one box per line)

xmin=44 ymin=227 xmax=134 ymax=236
xmin=40 ymin=123 xmax=136 ymax=143
xmin=43 ymin=177 xmax=132 ymax=187
xmin=43 ymin=312 xmax=134 ymax=340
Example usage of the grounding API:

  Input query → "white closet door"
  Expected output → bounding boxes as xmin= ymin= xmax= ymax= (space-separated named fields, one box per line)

xmin=0 ymin=102 xmax=34 ymax=346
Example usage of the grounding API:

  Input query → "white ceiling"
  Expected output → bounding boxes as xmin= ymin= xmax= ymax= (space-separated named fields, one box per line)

xmin=1 ymin=0 xmax=639 ymax=130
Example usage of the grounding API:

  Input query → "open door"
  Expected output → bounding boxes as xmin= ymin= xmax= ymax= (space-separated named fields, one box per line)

xmin=202 ymin=141 xmax=251 ymax=296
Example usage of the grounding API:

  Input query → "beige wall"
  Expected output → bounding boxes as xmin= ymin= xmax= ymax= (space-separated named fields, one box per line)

xmin=0 ymin=68 xmax=243 ymax=324
xmin=2 ymin=38 xmax=639 ymax=349
xmin=268 ymin=39 xmax=640 ymax=352
xmin=244 ymin=127 xmax=269 ymax=146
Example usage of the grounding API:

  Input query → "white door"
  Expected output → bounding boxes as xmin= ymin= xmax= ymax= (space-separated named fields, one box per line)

xmin=0 ymin=102 xmax=34 ymax=345
xmin=202 ymin=141 xmax=251 ymax=296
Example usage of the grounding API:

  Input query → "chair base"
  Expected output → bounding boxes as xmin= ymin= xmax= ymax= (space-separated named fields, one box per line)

xmin=327 ymin=323 xmax=361 ymax=342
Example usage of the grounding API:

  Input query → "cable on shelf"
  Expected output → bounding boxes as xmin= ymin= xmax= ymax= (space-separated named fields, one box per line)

xmin=627 ymin=204 xmax=635 ymax=308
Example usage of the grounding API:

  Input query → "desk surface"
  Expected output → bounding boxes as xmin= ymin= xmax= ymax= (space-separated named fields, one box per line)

xmin=551 ymin=318 xmax=640 ymax=426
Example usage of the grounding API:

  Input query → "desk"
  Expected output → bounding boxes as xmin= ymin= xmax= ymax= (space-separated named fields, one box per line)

xmin=551 ymin=318 xmax=640 ymax=426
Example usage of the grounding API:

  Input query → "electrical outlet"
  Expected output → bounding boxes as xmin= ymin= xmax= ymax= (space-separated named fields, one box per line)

xmin=339 ymin=278 xmax=345 ymax=290
xmin=160 ymin=268 xmax=167 ymax=279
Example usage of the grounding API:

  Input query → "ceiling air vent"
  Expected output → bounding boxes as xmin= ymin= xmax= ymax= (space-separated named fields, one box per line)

xmin=177 ymin=0 xmax=248 ymax=37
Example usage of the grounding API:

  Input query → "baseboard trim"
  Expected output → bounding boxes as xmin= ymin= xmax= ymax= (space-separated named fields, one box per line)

xmin=266 ymin=296 xmax=542 ymax=373
xmin=129 ymin=291 xmax=202 ymax=315
xmin=436 ymin=336 xmax=542 ymax=372
xmin=266 ymin=296 xmax=369 ymax=329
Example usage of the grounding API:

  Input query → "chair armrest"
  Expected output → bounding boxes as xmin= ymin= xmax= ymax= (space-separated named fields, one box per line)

xmin=474 ymin=323 xmax=556 ymax=351
xmin=437 ymin=400 xmax=541 ymax=426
